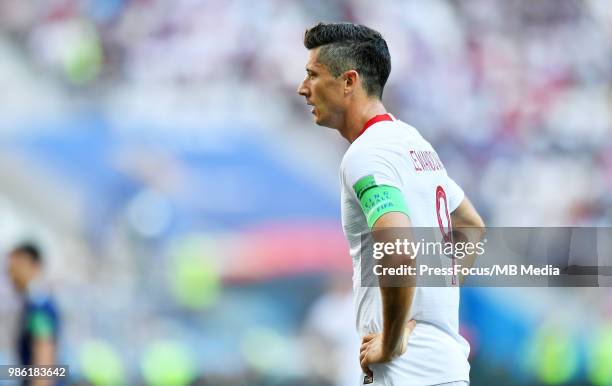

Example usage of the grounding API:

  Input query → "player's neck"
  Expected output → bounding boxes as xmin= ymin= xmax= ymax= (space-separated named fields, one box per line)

xmin=341 ymin=99 xmax=387 ymax=143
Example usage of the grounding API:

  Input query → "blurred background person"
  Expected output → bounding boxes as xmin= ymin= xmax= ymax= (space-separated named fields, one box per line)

xmin=7 ymin=243 xmax=61 ymax=386
xmin=302 ymin=275 xmax=360 ymax=386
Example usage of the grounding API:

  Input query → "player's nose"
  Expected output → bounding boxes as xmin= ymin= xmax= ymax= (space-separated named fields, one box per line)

xmin=297 ymin=81 xmax=309 ymax=97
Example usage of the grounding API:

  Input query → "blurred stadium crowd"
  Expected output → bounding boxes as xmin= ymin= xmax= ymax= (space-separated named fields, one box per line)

xmin=0 ymin=0 xmax=611 ymax=385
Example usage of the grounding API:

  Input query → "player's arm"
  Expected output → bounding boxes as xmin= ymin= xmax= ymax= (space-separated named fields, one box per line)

xmin=355 ymin=180 xmax=416 ymax=376
xmin=33 ymin=338 xmax=55 ymax=365
xmin=372 ymin=212 xmax=416 ymax=358
xmin=29 ymin=310 xmax=57 ymax=386
xmin=31 ymin=338 xmax=55 ymax=386
xmin=450 ymin=197 xmax=485 ymax=284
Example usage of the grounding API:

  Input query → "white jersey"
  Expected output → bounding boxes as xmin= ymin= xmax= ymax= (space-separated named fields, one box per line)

xmin=340 ymin=115 xmax=470 ymax=386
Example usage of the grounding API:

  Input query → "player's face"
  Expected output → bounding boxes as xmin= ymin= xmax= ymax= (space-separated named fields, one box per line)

xmin=7 ymin=253 xmax=32 ymax=293
xmin=297 ymin=48 xmax=346 ymax=128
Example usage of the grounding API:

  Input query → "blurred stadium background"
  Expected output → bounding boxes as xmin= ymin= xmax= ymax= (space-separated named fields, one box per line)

xmin=1 ymin=0 xmax=612 ymax=385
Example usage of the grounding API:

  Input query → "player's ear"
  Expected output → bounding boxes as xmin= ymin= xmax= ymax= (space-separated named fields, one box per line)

xmin=343 ymin=70 xmax=359 ymax=95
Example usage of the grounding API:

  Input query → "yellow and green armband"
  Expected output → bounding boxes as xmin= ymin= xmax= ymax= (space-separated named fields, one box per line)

xmin=353 ymin=175 xmax=410 ymax=228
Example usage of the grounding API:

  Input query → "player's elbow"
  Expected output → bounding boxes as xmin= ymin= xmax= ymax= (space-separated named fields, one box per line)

xmin=476 ymin=219 xmax=486 ymax=241
xmin=468 ymin=216 xmax=486 ymax=243
xmin=462 ymin=213 xmax=485 ymax=237
xmin=451 ymin=198 xmax=485 ymax=238
xmin=470 ymin=215 xmax=485 ymax=232
xmin=453 ymin=212 xmax=486 ymax=241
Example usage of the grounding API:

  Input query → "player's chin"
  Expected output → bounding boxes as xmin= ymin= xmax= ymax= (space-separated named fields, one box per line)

xmin=313 ymin=113 xmax=328 ymax=127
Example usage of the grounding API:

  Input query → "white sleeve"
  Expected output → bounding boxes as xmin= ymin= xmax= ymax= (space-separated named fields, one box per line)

xmin=341 ymin=146 xmax=403 ymax=197
xmin=446 ymin=176 xmax=465 ymax=212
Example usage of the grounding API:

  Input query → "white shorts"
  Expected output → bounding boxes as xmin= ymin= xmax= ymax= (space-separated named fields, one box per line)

xmin=360 ymin=377 xmax=468 ymax=386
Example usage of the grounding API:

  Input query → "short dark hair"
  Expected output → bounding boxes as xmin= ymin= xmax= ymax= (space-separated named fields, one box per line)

xmin=304 ymin=22 xmax=391 ymax=99
xmin=11 ymin=242 xmax=43 ymax=265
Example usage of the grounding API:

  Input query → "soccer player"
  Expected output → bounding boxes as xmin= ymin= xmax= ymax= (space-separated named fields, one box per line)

xmin=7 ymin=243 xmax=60 ymax=386
xmin=297 ymin=23 xmax=485 ymax=386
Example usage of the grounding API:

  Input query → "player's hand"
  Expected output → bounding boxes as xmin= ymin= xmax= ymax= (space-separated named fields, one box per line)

xmin=359 ymin=320 xmax=417 ymax=377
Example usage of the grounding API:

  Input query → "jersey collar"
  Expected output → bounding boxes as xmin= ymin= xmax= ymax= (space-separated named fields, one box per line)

xmin=356 ymin=113 xmax=394 ymax=139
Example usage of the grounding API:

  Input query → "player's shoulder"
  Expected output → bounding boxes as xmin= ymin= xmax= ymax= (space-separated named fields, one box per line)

xmin=26 ymin=296 xmax=57 ymax=314
xmin=340 ymin=136 xmax=384 ymax=175
xmin=26 ymin=286 xmax=58 ymax=313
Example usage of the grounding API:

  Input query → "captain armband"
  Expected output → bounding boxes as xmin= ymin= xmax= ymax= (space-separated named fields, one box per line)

xmin=352 ymin=175 xmax=410 ymax=228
